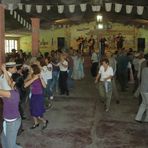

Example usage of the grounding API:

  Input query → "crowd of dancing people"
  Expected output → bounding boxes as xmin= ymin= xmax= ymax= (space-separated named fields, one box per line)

xmin=0 ymin=44 xmax=148 ymax=147
xmin=0 ymin=48 xmax=85 ymax=148
xmin=91 ymin=47 xmax=148 ymax=122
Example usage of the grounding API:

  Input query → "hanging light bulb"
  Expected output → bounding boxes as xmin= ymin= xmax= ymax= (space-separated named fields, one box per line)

xmin=96 ymin=14 xmax=103 ymax=22
xmin=97 ymin=24 xmax=103 ymax=29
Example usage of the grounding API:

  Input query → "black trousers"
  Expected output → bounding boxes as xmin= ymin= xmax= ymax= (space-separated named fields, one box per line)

xmin=91 ymin=62 xmax=98 ymax=77
xmin=59 ymin=71 xmax=68 ymax=94
xmin=118 ymin=70 xmax=128 ymax=91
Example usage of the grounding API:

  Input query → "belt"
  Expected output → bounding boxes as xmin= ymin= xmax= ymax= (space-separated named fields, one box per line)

xmin=4 ymin=117 xmax=20 ymax=122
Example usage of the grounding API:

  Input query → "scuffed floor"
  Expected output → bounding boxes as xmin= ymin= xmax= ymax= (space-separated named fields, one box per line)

xmin=16 ymin=67 xmax=148 ymax=148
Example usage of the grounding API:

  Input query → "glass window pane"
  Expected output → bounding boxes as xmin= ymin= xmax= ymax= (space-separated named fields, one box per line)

xmin=5 ymin=39 xmax=18 ymax=53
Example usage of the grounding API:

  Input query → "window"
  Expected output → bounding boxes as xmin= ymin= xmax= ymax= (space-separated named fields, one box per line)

xmin=5 ymin=39 xmax=18 ymax=53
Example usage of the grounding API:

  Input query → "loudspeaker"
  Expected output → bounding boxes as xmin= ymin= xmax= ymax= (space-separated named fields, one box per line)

xmin=138 ymin=38 xmax=145 ymax=51
xmin=57 ymin=37 xmax=65 ymax=50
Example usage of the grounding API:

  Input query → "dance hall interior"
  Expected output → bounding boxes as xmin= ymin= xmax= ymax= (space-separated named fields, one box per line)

xmin=0 ymin=0 xmax=148 ymax=148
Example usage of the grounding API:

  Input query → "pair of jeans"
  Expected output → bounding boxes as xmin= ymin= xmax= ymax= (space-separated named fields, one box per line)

xmin=67 ymin=68 xmax=74 ymax=89
xmin=135 ymin=92 xmax=148 ymax=122
xmin=46 ymin=79 xmax=53 ymax=98
xmin=1 ymin=118 xmax=22 ymax=148
xmin=98 ymin=81 xmax=112 ymax=110
xmin=51 ymin=71 xmax=59 ymax=93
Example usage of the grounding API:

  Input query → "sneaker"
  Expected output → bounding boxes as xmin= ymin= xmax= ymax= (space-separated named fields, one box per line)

xmin=135 ymin=120 xmax=142 ymax=123
xmin=105 ymin=108 xmax=109 ymax=112
xmin=66 ymin=91 xmax=69 ymax=96
xmin=116 ymin=100 xmax=120 ymax=104
xmin=17 ymin=129 xmax=24 ymax=136
xmin=50 ymin=96 xmax=54 ymax=100
xmin=22 ymin=116 xmax=27 ymax=120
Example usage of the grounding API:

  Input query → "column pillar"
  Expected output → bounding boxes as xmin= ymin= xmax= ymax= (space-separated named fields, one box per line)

xmin=31 ymin=18 xmax=40 ymax=56
xmin=0 ymin=4 xmax=5 ymax=65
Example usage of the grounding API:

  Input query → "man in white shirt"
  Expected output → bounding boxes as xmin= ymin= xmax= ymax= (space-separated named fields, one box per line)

xmin=95 ymin=58 xmax=113 ymax=112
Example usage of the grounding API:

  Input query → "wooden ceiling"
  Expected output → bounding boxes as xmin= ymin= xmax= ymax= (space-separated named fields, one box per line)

xmin=4 ymin=0 xmax=148 ymax=31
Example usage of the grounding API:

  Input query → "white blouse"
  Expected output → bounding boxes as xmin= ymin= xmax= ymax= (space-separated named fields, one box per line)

xmin=59 ymin=60 xmax=68 ymax=71
xmin=99 ymin=65 xmax=113 ymax=82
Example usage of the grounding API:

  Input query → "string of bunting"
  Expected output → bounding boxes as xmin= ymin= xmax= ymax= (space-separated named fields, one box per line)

xmin=9 ymin=9 xmax=31 ymax=30
xmin=5 ymin=2 xmax=145 ymax=15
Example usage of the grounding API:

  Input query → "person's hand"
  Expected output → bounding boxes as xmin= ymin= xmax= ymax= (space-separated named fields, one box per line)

xmin=33 ymin=74 xmax=39 ymax=80
xmin=1 ymin=64 xmax=6 ymax=72
xmin=104 ymin=78 xmax=107 ymax=81
xmin=94 ymin=79 xmax=98 ymax=84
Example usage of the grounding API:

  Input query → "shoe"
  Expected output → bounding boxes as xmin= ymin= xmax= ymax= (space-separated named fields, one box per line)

xmin=17 ymin=129 xmax=24 ymax=136
xmin=42 ymin=120 xmax=48 ymax=130
xmin=105 ymin=108 xmax=109 ymax=112
xmin=135 ymin=120 xmax=142 ymax=123
xmin=66 ymin=91 xmax=69 ymax=96
xmin=60 ymin=92 xmax=65 ymax=95
xmin=50 ymin=96 xmax=53 ymax=100
xmin=22 ymin=116 xmax=27 ymax=120
xmin=46 ymin=103 xmax=52 ymax=111
xmin=116 ymin=100 xmax=120 ymax=104
xmin=30 ymin=123 xmax=39 ymax=129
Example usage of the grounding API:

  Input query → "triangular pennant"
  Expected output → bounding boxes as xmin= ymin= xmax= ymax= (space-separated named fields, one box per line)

xmin=18 ymin=3 xmax=23 ymax=10
xmin=69 ymin=4 xmax=75 ymax=13
xmin=47 ymin=5 xmax=51 ymax=11
xmin=115 ymin=3 xmax=122 ymax=13
xmin=58 ymin=5 xmax=64 ymax=14
xmin=105 ymin=3 xmax=112 ymax=12
xmin=36 ymin=5 xmax=43 ymax=13
xmin=80 ymin=3 xmax=87 ymax=12
xmin=25 ymin=4 xmax=31 ymax=13
xmin=95 ymin=5 xmax=101 ymax=12
xmin=126 ymin=5 xmax=133 ymax=14
xmin=137 ymin=6 xmax=144 ymax=15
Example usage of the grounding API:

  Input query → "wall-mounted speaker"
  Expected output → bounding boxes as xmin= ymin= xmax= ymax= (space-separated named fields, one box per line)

xmin=138 ymin=38 xmax=145 ymax=52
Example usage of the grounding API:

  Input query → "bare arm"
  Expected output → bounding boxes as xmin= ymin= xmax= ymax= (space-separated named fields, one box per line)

xmin=1 ymin=64 xmax=14 ymax=88
xmin=40 ymin=77 xmax=46 ymax=88
xmin=60 ymin=61 xmax=68 ymax=68
xmin=95 ymin=73 xmax=100 ymax=83
xmin=24 ymin=75 xmax=39 ymax=88
xmin=51 ymin=62 xmax=59 ymax=67
xmin=0 ymin=89 xmax=11 ymax=98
